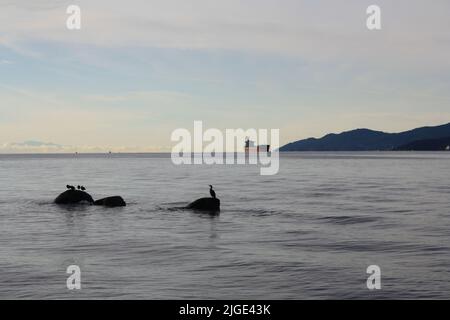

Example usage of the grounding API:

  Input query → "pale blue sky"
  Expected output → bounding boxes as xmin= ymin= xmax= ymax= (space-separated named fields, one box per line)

xmin=1 ymin=0 xmax=450 ymax=152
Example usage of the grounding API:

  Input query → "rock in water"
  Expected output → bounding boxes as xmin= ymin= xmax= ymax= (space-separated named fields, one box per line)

xmin=54 ymin=190 xmax=94 ymax=205
xmin=94 ymin=196 xmax=126 ymax=207
xmin=186 ymin=197 xmax=220 ymax=212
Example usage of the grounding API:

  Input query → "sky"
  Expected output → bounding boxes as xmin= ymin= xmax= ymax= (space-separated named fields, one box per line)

xmin=1 ymin=0 xmax=450 ymax=152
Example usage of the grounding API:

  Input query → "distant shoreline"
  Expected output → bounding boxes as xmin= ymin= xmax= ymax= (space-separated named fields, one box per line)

xmin=1 ymin=150 xmax=450 ymax=156
xmin=280 ymin=122 xmax=450 ymax=152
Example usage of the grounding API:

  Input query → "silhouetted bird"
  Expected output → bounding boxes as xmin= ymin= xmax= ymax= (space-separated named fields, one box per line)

xmin=66 ymin=185 xmax=71 ymax=190
xmin=209 ymin=185 xmax=216 ymax=199
xmin=77 ymin=185 xmax=81 ymax=190
xmin=80 ymin=186 xmax=86 ymax=191
xmin=66 ymin=185 xmax=75 ymax=190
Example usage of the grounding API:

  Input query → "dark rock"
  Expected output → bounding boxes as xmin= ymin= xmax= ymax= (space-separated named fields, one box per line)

xmin=94 ymin=196 xmax=126 ymax=207
xmin=54 ymin=190 xmax=94 ymax=205
xmin=186 ymin=197 xmax=220 ymax=212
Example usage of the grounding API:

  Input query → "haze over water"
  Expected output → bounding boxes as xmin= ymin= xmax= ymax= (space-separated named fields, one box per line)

xmin=1 ymin=152 xmax=450 ymax=299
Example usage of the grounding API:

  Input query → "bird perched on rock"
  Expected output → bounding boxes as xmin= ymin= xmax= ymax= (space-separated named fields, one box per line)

xmin=209 ymin=185 xmax=216 ymax=199
xmin=77 ymin=185 xmax=81 ymax=190
xmin=80 ymin=186 xmax=86 ymax=191
xmin=66 ymin=185 xmax=75 ymax=190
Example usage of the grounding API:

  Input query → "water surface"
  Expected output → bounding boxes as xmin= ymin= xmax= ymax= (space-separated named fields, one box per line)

xmin=0 ymin=152 xmax=449 ymax=299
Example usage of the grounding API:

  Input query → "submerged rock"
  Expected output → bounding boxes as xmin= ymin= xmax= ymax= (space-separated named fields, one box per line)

xmin=186 ymin=197 xmax=220 ymax=212
xmin=54 ymin=190 xmax=94 ymax=205
xmin=94 ymin=196 xmax=126 ymax=207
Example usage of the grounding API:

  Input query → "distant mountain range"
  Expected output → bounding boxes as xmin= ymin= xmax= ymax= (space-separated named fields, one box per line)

xmin=8 ymin=140 xmax=63 ymax=148
xmin=280 ymin=123 xmax=450 ymax=151
xmin=394 ymin=136 xmax=450 ymax=151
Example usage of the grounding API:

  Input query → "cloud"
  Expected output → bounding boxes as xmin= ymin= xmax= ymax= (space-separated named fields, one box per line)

xmin=1 ymin=0 xmax=450 ymax=69
xmin=84 ymin=90 xmax=193 ymax=104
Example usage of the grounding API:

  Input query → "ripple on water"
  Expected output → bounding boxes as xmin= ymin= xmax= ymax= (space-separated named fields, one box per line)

xmin=317 ymin=215 xmax=381 ymax=225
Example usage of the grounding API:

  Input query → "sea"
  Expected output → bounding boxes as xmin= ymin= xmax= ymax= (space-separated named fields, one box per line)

xmin=0 ymin=152 xmax=449 ymax=299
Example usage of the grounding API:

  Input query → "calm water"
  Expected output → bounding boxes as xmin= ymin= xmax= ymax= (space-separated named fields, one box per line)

xmin=0 ymin=152 xmax=450 ymax=299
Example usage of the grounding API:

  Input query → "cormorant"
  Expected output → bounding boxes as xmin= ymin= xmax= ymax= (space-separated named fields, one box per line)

xmin=66 ymin=185 xmax=71 ymax=189
xmin=80 ymin=186 xmax=86 ymax=191
xmin=77 ymin=185 xmax=81 ymax=190
xmin=209 ymin=185 xmax=216 ymax=199
xmin=66 ymin=185 xmax=75 ymax=190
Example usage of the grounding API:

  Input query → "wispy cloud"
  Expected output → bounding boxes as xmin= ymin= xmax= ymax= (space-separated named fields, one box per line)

xmin=1 ymin=0 xmax=449 ymax=68
xmin=84 ymin=90 xmax=193 ymax=104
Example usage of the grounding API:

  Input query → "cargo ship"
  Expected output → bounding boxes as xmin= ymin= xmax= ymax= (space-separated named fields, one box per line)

xmin=244 ymin=138 xmax=270 ymax=153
